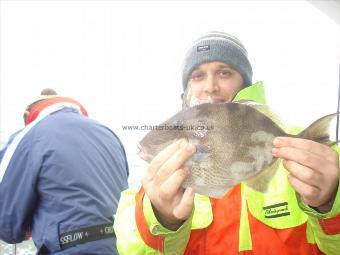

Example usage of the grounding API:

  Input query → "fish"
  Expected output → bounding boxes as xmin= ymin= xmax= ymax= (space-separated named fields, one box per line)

xmin=138 ymin=101 xmax=339 ymax=198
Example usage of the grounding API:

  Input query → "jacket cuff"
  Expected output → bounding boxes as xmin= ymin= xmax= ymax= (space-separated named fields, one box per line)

xmin=135 ymin=187 xmax=193 ymax=254
xmin=143 ymin=194 xmax=193 ymax=235
xmin=297 ymin=179 xmax=340 ymax=235
xmin=144 ymin=192 xmax=193 ymax=255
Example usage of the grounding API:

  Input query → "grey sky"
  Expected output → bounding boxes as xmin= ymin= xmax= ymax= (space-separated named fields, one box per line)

xmin=0 ymin=1 xmax=339 ymax=184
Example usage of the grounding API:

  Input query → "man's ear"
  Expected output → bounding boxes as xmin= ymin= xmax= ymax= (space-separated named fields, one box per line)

xmin=23 ymin=110 xmax=29 ymax=123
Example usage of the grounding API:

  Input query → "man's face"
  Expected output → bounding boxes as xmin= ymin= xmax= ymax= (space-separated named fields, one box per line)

xmin=187 ymin=61 xmax=244 ymax=104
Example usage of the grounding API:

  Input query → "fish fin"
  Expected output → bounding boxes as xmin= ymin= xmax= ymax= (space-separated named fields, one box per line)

xmin=298 ymin=112 xmax=340 ymax=146
xmin=234 ymin=100 xmax=286 ymax=130
xmin=244 ymin=160 xmax=280 ymax=193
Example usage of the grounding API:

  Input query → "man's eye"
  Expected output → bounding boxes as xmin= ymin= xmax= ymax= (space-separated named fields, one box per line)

xmin=218 ymin=70 xmax=232 ymax=77
xmin=191 ymin=72 xmax=204 ymax=81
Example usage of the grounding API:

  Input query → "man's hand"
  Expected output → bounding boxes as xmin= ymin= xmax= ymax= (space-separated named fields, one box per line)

xmin=142 ymin=139 xmax=196 ymax=230
xmin=272 ymin=137 xmax=340 ymax=213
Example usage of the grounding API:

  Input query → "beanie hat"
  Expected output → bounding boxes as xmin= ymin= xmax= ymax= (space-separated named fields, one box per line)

xmin=182 ymin=31 xmax=253 ymax=91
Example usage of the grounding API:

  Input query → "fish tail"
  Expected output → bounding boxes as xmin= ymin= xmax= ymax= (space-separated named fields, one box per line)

xmin=297 ymin=112 xmax=340 ymax=146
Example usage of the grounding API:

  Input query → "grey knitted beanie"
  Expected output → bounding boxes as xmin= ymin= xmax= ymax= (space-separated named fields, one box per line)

xmin=182 ymin=31 xmax=253 ymax=91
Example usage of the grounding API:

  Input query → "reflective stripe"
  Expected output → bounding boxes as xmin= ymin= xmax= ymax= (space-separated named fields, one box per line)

xmin=239 ymin=183 xmax=252 ymax=251
xmin=306 ymin=220 xmax=316 ymax=244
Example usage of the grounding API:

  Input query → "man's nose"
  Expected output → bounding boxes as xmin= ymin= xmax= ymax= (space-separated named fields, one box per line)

xmin=203 ymin=75 xmax=218 ymax=94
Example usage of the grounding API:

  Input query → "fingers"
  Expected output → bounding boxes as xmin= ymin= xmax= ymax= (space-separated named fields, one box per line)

xmin=273 ymin=136 xmax=340 ymax=209
xmin=287 ymin=174 xmax=320 ymax=207
xmin=282 ymin=159 xmax=322 ymax=188
xmin=159 ymin=167 xmax=190 ymax=201
xmin=154 ymin=142 xmax=196 ymax=185
xmin=173 ymin=187 xmax=195 ymax=220
xmin=273 ymin=146 xmax=329 ymax=173
xmin=145 ymin=139 xmax=185 ymax=180
xmin=141 ymin=139 xmax=197 ymax=227
xmin=273 ymin=137 xmax=338 ymax=163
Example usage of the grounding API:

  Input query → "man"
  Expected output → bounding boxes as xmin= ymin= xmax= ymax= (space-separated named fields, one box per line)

xmin=114 ymin=32 xmax=340 ymax=254
xmin=0 ymin=89 xmax=129 ymax=254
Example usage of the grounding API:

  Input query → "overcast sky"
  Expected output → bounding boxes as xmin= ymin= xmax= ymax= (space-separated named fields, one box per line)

xmin=1 ymin=0 xmax=340 ymax=182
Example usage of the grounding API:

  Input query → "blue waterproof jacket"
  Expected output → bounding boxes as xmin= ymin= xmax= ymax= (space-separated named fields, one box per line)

xmin=0 ymin=107 xmax=129 ymax=255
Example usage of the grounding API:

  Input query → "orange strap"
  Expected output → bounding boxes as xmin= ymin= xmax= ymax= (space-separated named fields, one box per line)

xmin=319 ymin=213 xmax=340 ymax=235
xmin=135 ymin=187 xmax=164 ymax=253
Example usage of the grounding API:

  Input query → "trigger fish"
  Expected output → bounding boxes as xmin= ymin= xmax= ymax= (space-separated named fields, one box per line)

xmin=138 ymin=102 xmax=338 ymax=198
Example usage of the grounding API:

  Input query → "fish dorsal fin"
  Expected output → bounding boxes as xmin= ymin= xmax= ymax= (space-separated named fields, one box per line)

xmin=234 ymin=100 xmax=286 ymax=130
xmin=298 ymin=112 xmax=340 ymax=146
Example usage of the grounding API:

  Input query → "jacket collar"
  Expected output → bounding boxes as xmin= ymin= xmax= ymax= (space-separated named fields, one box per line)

xmin=233 ymin=81 xmax=266 ymax=104
xmin=25 ymin=97 xmax=88 ymax=126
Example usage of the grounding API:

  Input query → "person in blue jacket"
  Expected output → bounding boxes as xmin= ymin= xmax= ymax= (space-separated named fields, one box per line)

xmin=0 ymin=89 xmax=129 ymax=255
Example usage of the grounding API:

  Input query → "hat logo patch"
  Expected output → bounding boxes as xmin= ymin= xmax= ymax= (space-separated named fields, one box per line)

xmin=197 ymin=45 xmax=210 ymax=52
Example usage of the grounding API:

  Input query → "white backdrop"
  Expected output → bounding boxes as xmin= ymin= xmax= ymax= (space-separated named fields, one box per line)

xmin=1 ymin=0 xmax=340 ymax=184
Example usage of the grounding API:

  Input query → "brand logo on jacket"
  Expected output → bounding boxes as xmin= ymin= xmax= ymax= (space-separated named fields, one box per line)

xmin=60 ymin=231 xmax=85 ymax=245
xmin=263 ymin=202 xmax=290 ymax=218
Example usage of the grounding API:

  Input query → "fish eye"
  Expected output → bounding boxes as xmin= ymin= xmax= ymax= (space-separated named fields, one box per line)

xmin=196 ymin=144 xmax=209 ymax=154
xmin=171 ymin=120 xmax=183 ymax=129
